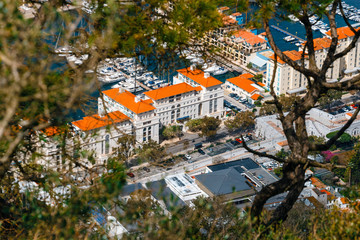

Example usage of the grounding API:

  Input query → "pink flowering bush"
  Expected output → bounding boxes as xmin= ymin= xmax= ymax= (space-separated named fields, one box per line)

xmin=321 ymin=150 xmax=335 ymax=162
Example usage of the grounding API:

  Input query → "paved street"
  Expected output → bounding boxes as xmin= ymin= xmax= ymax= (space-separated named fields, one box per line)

xmin=132 ymin=137 xmax=283 ymax=184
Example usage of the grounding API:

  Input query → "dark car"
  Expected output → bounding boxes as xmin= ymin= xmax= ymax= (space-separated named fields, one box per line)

xmin=143 ymin=167 xmax=150 ymax=172
xmin=127 ymin=172 xmax=135 ymax=178
xmin=198 ymin=148 xmax=206 ymax=155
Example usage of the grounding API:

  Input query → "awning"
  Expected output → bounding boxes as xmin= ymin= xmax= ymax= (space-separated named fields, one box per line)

xmin=250 ymin=56 xmax=268 ymax=68
xmin=286 ymin=86 xmax=307 ymax=94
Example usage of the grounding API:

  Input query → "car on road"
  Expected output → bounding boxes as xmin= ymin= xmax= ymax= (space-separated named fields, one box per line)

xmin=208 ymin=148 xmax=214 ymax=152
xmin=127 ymin=172 xmax=135 ymax=178
xmin=143 ymin=167 xmax=150 ymax=172
xmin=184 ymin=154 xmax=192 ymax=160
xmin=198 ymin=148 xmax=206 ymax=155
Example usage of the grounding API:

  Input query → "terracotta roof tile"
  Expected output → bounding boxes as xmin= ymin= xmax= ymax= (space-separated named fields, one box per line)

xmin=102 ymin=89 xmax=156 ymax=114
xmin=223 ymin=15 xmax=237 ymax=25
xmin=303 ymin=37 xmax=332 ymax=51
xmin=72 ymin=111 xmax=130 ymax=131
xmin=42 ymin=126 xmax=62 ymax=137
xmin=241 ymin=73 xmax=254 ymax=79
xmin=269 ymin=50 xmax=305 ymax=64
xmin=226 ymin=74 xmax=258 ymax=94
xmin=144 ymin=82 xmax=200 ymax=100
xmin=233 ymin=29 xmax=267 ymax=45
xmin=219 ymin=6 xmax=229 ymax=11
xmin=310 ymin=177 xmax=327 ymax=189
xmin=177 ymin=68 xmax=222 ymax=88
xmin=251 ymin=93 xmax=262 ymax=100
xmin=326 ymin=26 xmax=360 ymax=40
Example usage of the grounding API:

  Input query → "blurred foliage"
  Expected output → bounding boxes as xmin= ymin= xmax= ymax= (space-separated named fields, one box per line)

xmin=225 ymin=110 xmax=255 ymax=132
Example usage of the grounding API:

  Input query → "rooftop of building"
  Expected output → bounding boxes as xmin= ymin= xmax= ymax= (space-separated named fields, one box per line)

xmin=144 ymin=82 xmax=201 ymax=100
xmin=164 ymin=174 xmax=207 ymax=201
xmin=118 ymin=183 xmax=144 ymax=197
xmin=102 ymin=89 xmax=156 ymax=114
xmin=326 ymin=26 xmax=360 ymax=40
xmin=177 ymin=67 xmax=223 ymax=88
xmin=72 ymin=111 xmax=130 ymax=131
xmin=207 ymin=157 xmax=259 ymax=172
xmin=251 ymin=93 xmax=262 ymax=100
xmin=232 ymin=29 xmax=267 ymax=45
xmin=146 ymin=179 xmax=186 ymax=209
xmin=195 ymin=167 xmax=254 ymax=196
xmin=226 ymin=73 xmax=261 ymax=94
xmin=269 ymin=50 xmax=305 ymax=64
xmin=223 ymin=15 xmax=237 ymax=25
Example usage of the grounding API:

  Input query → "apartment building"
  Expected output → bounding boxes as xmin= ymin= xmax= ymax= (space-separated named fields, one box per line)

xmin=99 ymin=89 xmax=160 ymax=144
xmin=204 ymin=28 xmax=268 ymax=65
xmin=225 ymin=73 xmax=264 ymax=103
xmin=37 ymin=111 xmax=133 ymax=169
xmin=265 ymin=26 xmax=360 ymax=96
xmin=172 ymin=66 xmax=225 ymax=119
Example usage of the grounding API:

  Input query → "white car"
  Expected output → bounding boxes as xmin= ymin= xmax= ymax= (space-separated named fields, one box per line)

xmin=185 ymin=154 xmax=192 ymax=160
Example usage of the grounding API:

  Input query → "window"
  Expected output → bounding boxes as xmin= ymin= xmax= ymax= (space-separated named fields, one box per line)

xmin=105 ymin=135 xmax=110 ymax=154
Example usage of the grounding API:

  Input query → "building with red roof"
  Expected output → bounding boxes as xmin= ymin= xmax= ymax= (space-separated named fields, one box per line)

xmin=225 ymin=73 xmax=264 ymax=103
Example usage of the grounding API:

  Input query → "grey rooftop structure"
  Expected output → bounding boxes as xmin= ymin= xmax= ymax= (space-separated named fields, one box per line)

xmin=207 ymin=157 xmax=259 ymax=172
xmin=146 ymin=180 xmax=186 ymax=209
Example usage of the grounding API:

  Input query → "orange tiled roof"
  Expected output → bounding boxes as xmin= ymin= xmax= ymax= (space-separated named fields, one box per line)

xmin=241 ymin=73 xmax=254 ymax=79
xmin=257 ymin=82 xmax=266 ymax=87
xmin=269 ymin=50 xmax=305 ymax=64
xmin=226 ymin=74 xmax=258 ymax=94
xmin=326 ymin=26 xmax=360 ymax=40
xmin=42 ymin=126 xmax=61 ymax=137
xmin=303 ymin=37 xmax=332 ymax=51
xmin=219 ymin=6 xmax=229 ymax=11
xmin=144 ymin=82 xmax=200 ymax=100
xmin=277 ymin=140 xmax=288 ymax=147
xmin=233 ymin=29 xmax=267 ymax=45
xmin=340 ymin=197 xmax=349 ymax=204
xmin=232 ymin=12 xmax=242 ymax=17
xmin=102 ymin=89 xmax=156 ymax=114
xmin=251 ymin=93 xmax=262 ymax=100
xmin=177 ymin=68 xmax=222 ymax=88
xmin=320 ymin=189 xmax=332 ymax=195
xmin=310 ymin=177 xmax=327 ymax=189
xmin=223 ymin=15 xmax=237 ymax=25
xmin=72 ymin=111 xmax=130 ymax=131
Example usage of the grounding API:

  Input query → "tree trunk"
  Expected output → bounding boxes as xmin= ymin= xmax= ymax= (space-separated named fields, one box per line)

xmin=250 ymin=162 xmax=305 ymax=225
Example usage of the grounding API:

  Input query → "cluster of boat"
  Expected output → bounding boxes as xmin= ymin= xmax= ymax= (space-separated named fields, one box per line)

xmin=335 ymin=1 xmax=360 ymax=22
xmin=97 ymin=57 xmax=168 ymax=92
xmin=182 ymin=50 xmax=229 ymax=75
xmin=283 ymin=35 xmax=304 ymax=47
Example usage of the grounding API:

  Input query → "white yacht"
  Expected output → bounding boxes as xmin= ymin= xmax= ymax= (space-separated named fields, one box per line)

xmin=213 ymin=67 xmax=228 ymax=75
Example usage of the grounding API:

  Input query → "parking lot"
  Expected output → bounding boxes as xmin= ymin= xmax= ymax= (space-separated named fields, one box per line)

xmin=224 ymin=93 xmax=255 ymax=113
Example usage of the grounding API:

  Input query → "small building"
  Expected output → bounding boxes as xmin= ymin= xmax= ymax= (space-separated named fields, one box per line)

xmin=195 ymin=167 xmax=255 ymax=203
xmin=225 ymin=73 xmax=264 ymax=103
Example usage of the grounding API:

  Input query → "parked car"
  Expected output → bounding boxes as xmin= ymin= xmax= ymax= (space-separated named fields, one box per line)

xmin=127 ymin=172 xmax=135 ymax=178
xmin=143 ymin=167 xmax=150 ymax=172
xmin=185 ymin=154 xmax=192 ymax=160
xmin=208 ymin=148 xmax=214 ymax=152
xmin=198 ymin=148 xmax=206 ymax=155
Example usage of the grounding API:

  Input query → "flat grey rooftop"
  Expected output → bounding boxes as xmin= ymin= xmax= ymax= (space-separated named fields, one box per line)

xmin=146 ymin=180 xmax=185 ymax=209
xmin=207 ymin=158 xmax=259 ymax=172
xmin=119 ymin=183 xmax=143 ymax=197
xmin=196 ymin=168 xmax=252 ymax=195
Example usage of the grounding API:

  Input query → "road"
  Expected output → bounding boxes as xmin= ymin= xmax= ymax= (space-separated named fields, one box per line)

xmin=133 ymin=137 xmax=283 ymax=184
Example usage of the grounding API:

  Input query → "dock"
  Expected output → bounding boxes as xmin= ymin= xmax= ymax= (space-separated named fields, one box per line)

xmin=270 ymin=25 xmax=305 ymax=42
